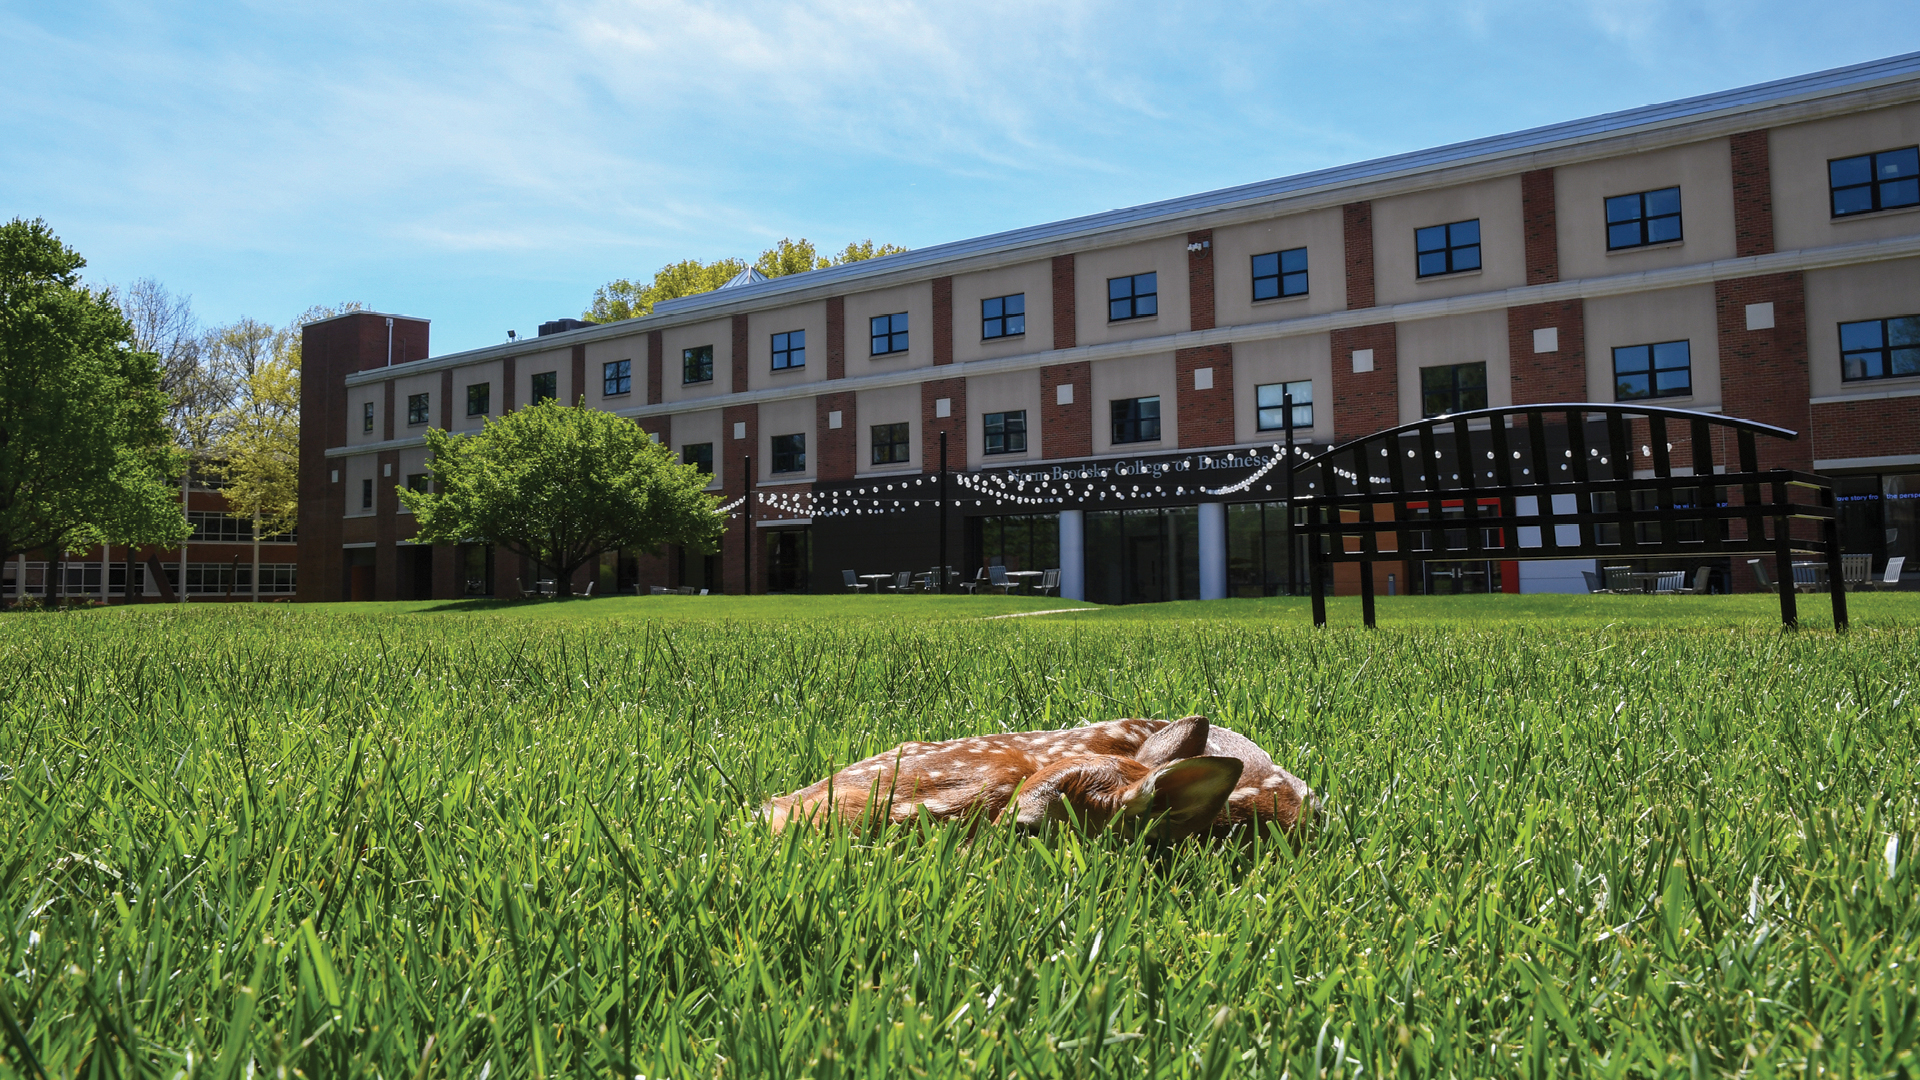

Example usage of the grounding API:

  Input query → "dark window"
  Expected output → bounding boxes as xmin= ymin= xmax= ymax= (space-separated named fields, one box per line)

xmin=362 ymin=401 xmax=374 ymax=433
xmin=1611 ymin=341 xmax=1692 ymax=400
xmin=1419 ymin=363 xmax=1489 ymax=417
xmin=406 ymin=473 xmax=430 ymax=493
xmin=871 ymin=422 xmax=911 ymax=464
xmin=603 ymin=359 xmax=631 ymax=396
xmin=984 ymin=410 xmax=1027 ymax=454
xmin=772 ymin=330 xmax=805 ymax=370
xmin=683 ymin=345 xmax=713 ymax=383
xmin=360 ymin=478 xmax=373 ymax=509
xmin=407 ymin=392 xmax=430 ymax=426
xmin=1830 ymin=147 xmax=1920 ymax=217
xmin=1605 ymin=187 xmax=1684 ymax=249
xmin=1255 ymin=380 xmax=1313 ymax=431
xmin=770 ymin=433 xmax=806 ymax=473
xmin=1252 ymin=248 xmax=1308 ymax=300
xmin=467 ymin=382 xmax=490 ymax=416
xmin=531 ymin=371 xmax=557 ymax=404
xmin=1415 ymin=220 xmax=1481 ymax=277
xmin=870 ymin=313 xmax=909 ymax=355
xmin=1108 ymin=273 xmax=1158 ymax=321
xmin=982 ymin=294 xmax=1025 ymax=339
xmin=682 ymin=442 xmax=713 ymax=475
xmin=1840 ymin=316 xmax=1920 ymax=381
xmin=1111 ymin=396 xmax=1161 ymax=444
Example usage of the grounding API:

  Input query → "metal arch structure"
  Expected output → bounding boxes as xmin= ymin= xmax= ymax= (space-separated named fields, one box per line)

xmin=1290 ymin=403 xmax=1847 ymax=631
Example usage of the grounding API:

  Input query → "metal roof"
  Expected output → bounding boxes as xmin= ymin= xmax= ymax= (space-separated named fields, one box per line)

xmin=653 ymin=49 xmax=1920 ymax=317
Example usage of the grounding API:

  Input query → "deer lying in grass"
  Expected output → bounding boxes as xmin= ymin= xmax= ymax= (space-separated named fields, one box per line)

xmin=759 ymin=715 xmax=1316 ymax=841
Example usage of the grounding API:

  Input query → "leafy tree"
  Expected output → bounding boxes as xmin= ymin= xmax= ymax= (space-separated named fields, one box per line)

xmin=214 ymin=351 xmax=299 ymax=600
xmin=585 ymin=237 xmax=908 ymax=322
xmin=0 ymin=218 xmax=189 ymax=605
xmin=400 ymin=400 xmax=722 ymax=597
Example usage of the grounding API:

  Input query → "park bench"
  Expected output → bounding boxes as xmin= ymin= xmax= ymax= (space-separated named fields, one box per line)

xmin=1291 ymin=403 xmax=1847 ymax=630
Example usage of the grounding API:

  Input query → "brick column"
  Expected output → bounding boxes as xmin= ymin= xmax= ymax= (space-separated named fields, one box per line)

xmin=1187 ymin=230 xmax=1215 ymax=331
xmin=933 ymin=276 xmax=954 ymax=365
xmin=1716 ymin=272 xmax=1810 ymax=470
xmin=502 ymin=356 xmax=517 ymax=411
xmin=1507 ymin=300 xmax=1587 ymax=405
xmin=638 ymin=415 xmax=671 ymax=447
xmin=1052 ymin=255 xmax=1077 ymax=349
xmin=440 ymin=370 xmax=453 ymax=427
xmin=1731 ymin=130 xmax=1775 ymax=258
xmin=731 ymin=314 xmax=750 ymax=394
xmin=826 ymin=296 xmax=846 ymax=380
xmin=722 ymin=403 xmax=758 ymax=594
xmin=1521 ymin=168 xmax=1559 ymax=285
xmin=817 ymin=391 xmax=857 ymax=481
xmin=647 ymin=330 xmax=663 ymax=404
xmin=1330 ymin=324 xmax=1399 ymax=444
xmin=571 ymin=344 xmax=587 ymax=406
xmin=1175 ymin=344 xmax=1234 ymax=448
xmin=1343 ymin=202 xmax=1375 ymax=311
xmin=921 ymin=377 xmax=966 ymax=470
xmin=1041 ymin=362 xmax=1092 ymax=459
xmin=375 ymin=449 xmax=399 ymax=600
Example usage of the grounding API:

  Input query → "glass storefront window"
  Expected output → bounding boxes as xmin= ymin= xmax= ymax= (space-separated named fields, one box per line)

xmin=1083 ymin=507 xmax=1199 ymax=605
xmin=1836 ymin=472 xmax=1918 ymax=577
xmin=1227 ymin=501 xmax=1299 ymax=597
xmin=972 ymin=514 xmax=1059 ymax=574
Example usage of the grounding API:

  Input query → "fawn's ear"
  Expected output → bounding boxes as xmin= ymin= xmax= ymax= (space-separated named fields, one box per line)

xmin=1124 ymin=755 xmax=1242 ymax=840
xmin=1133 ymin=715 xmax=1210 ymax=768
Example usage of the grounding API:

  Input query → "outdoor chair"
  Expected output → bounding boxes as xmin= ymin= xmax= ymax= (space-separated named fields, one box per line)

xmin=584 ymin=581 xmax=595 ymax=597
xmin=677 ymin=586 xmax=695 ymax=595
xmin=1748 ymin=559 xmax=1774 ymax=591
xmin=650 ymin=585 xmax=669 ymax=594
xmin=958 ymin=567 xmax=986 ymax=595
xmin=1680 ymin=566 xmax=1713 ymax=594
xmin=1875 ymin=556 xmax=1906 ymax=589
xmin=1842 ymin=553 xmax=1871 ymax=589
xmin=1581 ymin=570 xmax=1606 ymax=594
xmin=1791 ymin=562 xmax=1821 ymax=593
xmin=1603 ymin=565 xmax=1635 ymax=593
xmin=889 ymin=571 xmax=913 ymax=593
xmin=1036 ymin=568 xmax=1061 ymax=596
xmin=1653 ymin=571 xmax=1684 ymax=594
xmin=842 ymin=569 xmax=869 ymax=593
xmin=988 ymin=565 xmax=1017 ymax=595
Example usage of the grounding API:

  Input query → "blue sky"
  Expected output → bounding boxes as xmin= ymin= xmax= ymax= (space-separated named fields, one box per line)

xmin=4 ymin=1 xmax=1918 ymax=355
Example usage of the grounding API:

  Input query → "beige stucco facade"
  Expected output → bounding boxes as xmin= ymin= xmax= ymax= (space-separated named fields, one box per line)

xmin=854 ymin=383 xmax=923 ymax=474
xmin=747 ymin=302 xmax=829 ymax=393
xmin=1372 ymin=174 xmax=1526 ymax=305
xmin=1212 ymin=207 xmax=1347 ymax=324
xmin=1555 ymin=139 xmax=1738 ymax=280
xmin=1074 ymin=237 xmax=1189 ymax=347
xmin=1581 ymin=285 xmax=1722 ymax=409
xmin=952 ymin=261 xmax=1053 ymax=363
xmin=1230 ymin=334 xmax=1334 ymax=445
xmin=845 ymin=282 xmax=935 ymax=374
xmin=1089 ymin=352 xmax=1178 ymax=455
xmin=964 ymin=369 xmax=1044 ymax=470
xmin=1394 ymin=311 xmax=1513 ymax=425
xmin=1771 ymin=103 xmax=1920 ymax=252
xmin=1804 ymin=256 xmax=1920 ymax=398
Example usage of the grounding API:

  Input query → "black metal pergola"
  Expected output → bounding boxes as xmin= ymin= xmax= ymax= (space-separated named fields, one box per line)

xmin=1291 ymin=403 xmax=1847 ymax=630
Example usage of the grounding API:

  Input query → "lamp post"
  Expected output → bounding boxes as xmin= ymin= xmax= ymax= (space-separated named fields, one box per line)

xmin=742 ymin=454 xmax=752 ymax=596
xmin=938 ymin=430 xmax=949 ymax=594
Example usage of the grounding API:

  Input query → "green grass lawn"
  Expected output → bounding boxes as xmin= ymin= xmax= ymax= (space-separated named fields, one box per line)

xmin=1 ymin=597 xmax=1916 ymax=1076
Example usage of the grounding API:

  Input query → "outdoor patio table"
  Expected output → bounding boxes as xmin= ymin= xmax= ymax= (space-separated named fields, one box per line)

xmin=859 ymin=573 xmax=892 ymax=594
xmin=1003 ymin=570 xmax=1043 ymax=594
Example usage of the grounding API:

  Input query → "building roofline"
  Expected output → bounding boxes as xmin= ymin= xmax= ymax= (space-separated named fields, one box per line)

xmin=300 ymin=310 xmax=431 ymax=330
xmin=369 ymin=50 xmax=1920 ymax=375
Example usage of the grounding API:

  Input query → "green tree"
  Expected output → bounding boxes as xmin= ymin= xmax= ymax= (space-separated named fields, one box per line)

xmin=214 ymin=349 xmax=299 ymax=600
xmin=400 ymin=400 xmax=722 ymax=597
xmin=0 ymin=218 xmax=189 ymax=605
xmin=585 ymin=238 xmax=909 ymax=322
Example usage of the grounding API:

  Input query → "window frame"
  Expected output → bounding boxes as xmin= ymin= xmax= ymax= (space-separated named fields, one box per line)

xmin=466 ymin=382 xmax=490 ymax=417
xmin=1839 ymin=316 xmax=1920 ymax=382
xmin=406 ymin=392 xmax=430 ymax=426
xmin=983 ymin=410 xmax=1028 ymax=455
xmin=1604 ymin=187 xmax=1684 ymax=250
xmin=1611 ymin=340 xmax=1693 ymax=401
xmin=981 ymin=294 xmax=1026 ymax=340
xmin=1829 ymin=146 xmax=1920 ymax=218
xmin=362 ymin=401 xmax=374 ymax=433
xmin=769 ymin=433 xmax=806 ymax=474
xmin=530 ymin=371 xmax=557 ymax=404
xmin=1251 ymin=248 xmax=1308 ymax=301
xmin=870 ymin=313 xmax=909 ymax=356
xmin=1418 ymin=362 xmax=1490 ymax=418
xmin=771 ymin=330 xmax=806 ymax=371
xmin=1110 ymin=396 xmax=1162 ymax=445
xmin=603 ymin=359 xmax=631 ymax=397
xmin=870 ymin=421 xmax=911 ymax=465
xmin=682 ymin=442 xmax=714 ymax=476
xmin=1107 ymin=273 xmax=1158 ymax=322
xmin=405 ymin=472 xmax=430 ymax=494
xmin=1414 ymin=219 xmax=1482 ymax=278
xmin=1254 ymin=380 xmax=1314 ymax=431
xmin=683 ymin=344 xmax=714 ymax=384
xmin=360 ymin=478 xmax=373 ymax=510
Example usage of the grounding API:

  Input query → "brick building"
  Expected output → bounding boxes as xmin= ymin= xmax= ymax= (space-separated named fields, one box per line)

xmin=302 ymin=54 xmax=1920 ymax=603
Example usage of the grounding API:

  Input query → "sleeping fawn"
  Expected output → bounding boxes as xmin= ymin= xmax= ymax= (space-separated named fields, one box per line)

xmin=759 ymin=715 xmax=1317 ymax=841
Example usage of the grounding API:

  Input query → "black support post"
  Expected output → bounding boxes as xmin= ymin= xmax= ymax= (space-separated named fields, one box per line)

xmin=938 ymin=431 xmax=949 ymax=594
xmin=742 ymin=454 xmax=752 ymax=596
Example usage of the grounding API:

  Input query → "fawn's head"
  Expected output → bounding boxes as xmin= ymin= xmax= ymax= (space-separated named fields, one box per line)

xmin=998 ymin=716 xmax=1242 ymax=841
